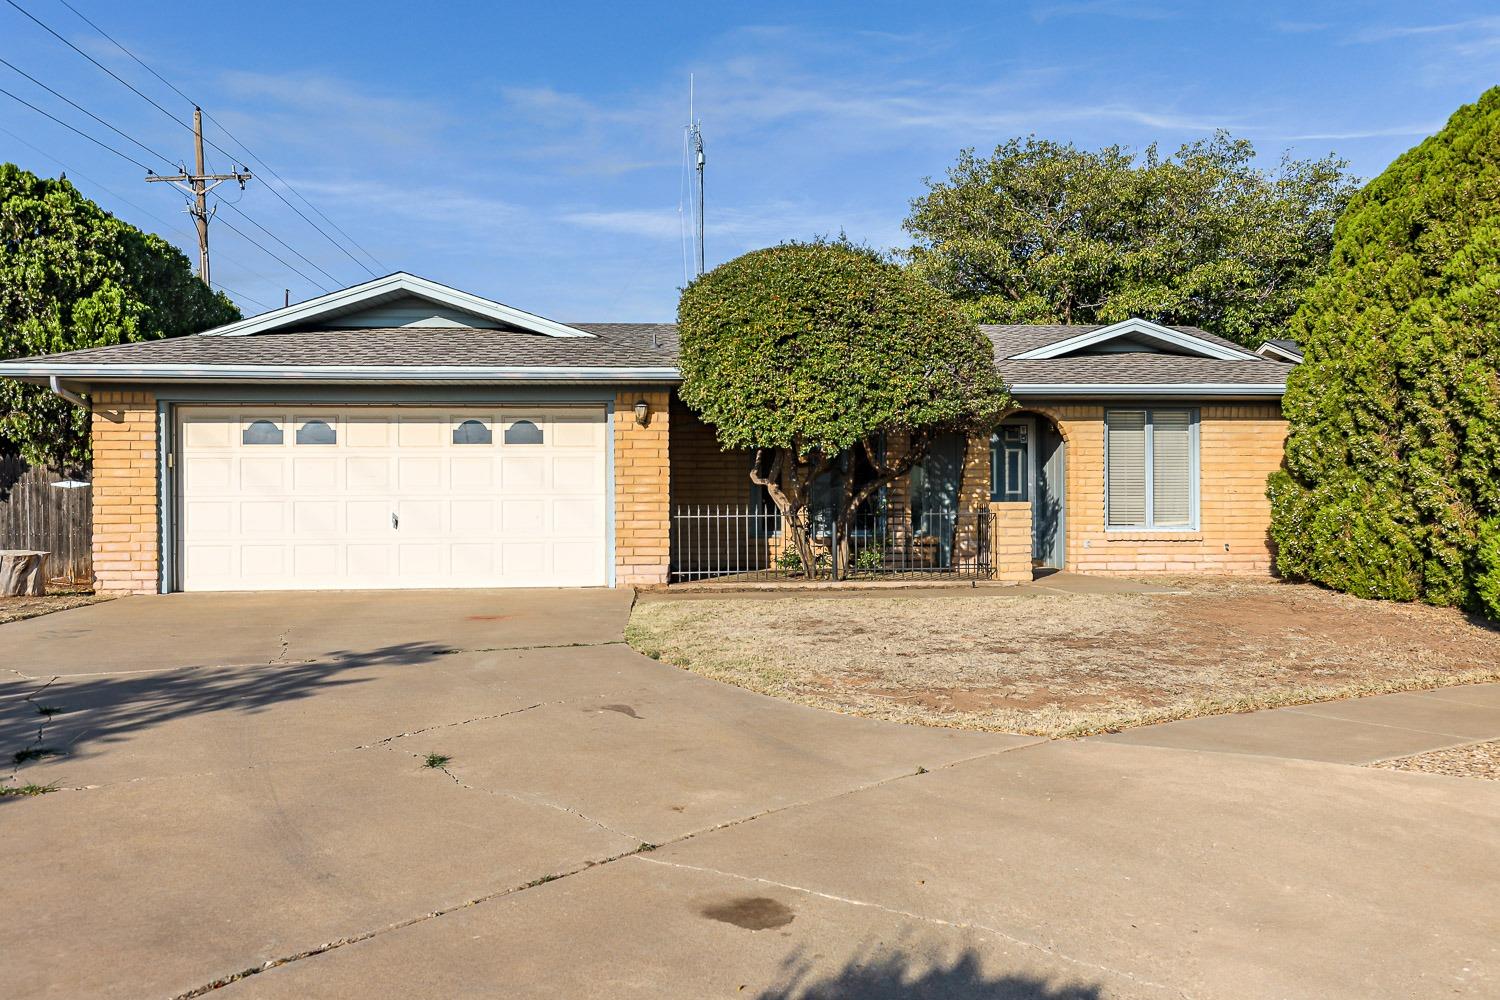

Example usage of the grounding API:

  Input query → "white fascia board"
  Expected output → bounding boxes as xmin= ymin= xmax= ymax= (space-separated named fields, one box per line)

xmin=1008 ymin=382 xmax=1285 ymax=397
xmin=1011 ymin=318 xmax=1255 ymax=362
xmin=197 ymin=272 xmax=597 ymax=339
xmin=0 ymin=362 xmax=680 ymax=383
xmin=1255 ymin=342 xmax=1303 ymax=363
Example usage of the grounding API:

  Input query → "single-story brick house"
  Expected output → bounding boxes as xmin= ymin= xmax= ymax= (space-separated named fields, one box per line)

xmin=0 ymin=273 xmax=1293 ymax=594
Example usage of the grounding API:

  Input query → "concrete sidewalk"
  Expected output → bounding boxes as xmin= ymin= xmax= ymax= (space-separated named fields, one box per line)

xmin=1096 ymin=683 xmax=1500 ymax=765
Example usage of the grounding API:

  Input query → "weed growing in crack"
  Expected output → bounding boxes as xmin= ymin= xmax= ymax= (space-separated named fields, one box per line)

xmin=0 ymin=781 xmax=58 ymax=797
xmin=423 ymin=753 xmax=452 ymax=769
xmin=523 ymin=873 xmax=562 ymax=889
xmin=12 ymin=747 xmax=61 ymax=765
xmin=35 ymin=705 xmax=62 ymax=717
xmin=915 ymin=766 xmax=929 ymax=775
xmin=635 ymin=842 xmax=658 ymax=853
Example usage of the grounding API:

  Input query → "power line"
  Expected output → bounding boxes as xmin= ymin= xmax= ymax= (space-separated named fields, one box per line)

xmin=0 ymin=56 xmax=176 ymax=169
xmin=0 ymin=83 xmax=154 ymax=172
xmin=215 ymin=216 xmax=332 ymax=293
xmin=53 ymin=0 xmax=387 ymax=276
xmin=3 ymin=0 xmax=188 ymax=132
xmin=218 ymin=201 xmax=343 ymax=286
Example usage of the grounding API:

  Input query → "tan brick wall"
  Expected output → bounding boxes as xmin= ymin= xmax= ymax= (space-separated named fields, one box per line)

xmin=90 ymin=389 xmax=159 ymax=594
xmin=668 ymin=395 xmax=751 ymax=508
xmin=988 ymin=501 xmax=1033 ymax=583
xmin=1015 ymin=401 xmax=1286 ymax=575
xmin=614 ymin=389 xmax=671 ymax=586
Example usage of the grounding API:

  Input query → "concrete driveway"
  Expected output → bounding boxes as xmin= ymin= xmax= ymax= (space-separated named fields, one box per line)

xmin=2 ymin=591 xmax=1497 ymax=999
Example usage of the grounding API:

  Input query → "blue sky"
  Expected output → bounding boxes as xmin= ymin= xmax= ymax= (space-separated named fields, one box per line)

xmin=2 ymin=1 xmax=1497 ymax=321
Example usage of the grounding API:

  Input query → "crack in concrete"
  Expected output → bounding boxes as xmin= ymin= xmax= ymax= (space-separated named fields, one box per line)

xmin=269 ymin=629 xmax=293 ymax=665
xmin=167 ymin=842 xmax=656 ymax=1000
xmin=392 ymin=744 xmax=644 ymax=844
xmin=6 ymin=675 xmax=60 ymax=784
xmin=352 ymin=703 xmax=545 ymax=750
xmin=440 ymin=639 xmax=627 ymax=655
xmin=631 ymin=855 xmax=1193 ymax=999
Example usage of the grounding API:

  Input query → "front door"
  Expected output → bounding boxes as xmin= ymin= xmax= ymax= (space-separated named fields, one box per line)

xmin=993 ymin=417 xmax=1066 ymax=569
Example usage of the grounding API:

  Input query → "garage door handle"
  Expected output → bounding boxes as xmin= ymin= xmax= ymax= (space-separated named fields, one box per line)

xmin=391 ymin=512 xmax=399 ymax=530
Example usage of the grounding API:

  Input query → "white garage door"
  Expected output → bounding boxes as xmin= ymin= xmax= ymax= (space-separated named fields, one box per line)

xmin=176 ymin=406 xmax=609 ymax=591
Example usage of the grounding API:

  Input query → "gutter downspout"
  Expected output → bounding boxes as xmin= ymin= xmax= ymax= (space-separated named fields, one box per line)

xmin=48 ymin=375 xmax=88 ymax=409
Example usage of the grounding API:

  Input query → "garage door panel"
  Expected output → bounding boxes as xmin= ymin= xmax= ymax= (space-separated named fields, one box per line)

xmin=293 ymin=545 xmax=340 ymax=578
xmin=239 ymin=458 xmax=287 ymax=493
xmin=553 ymin=455 xmax=603 ymax=492
xmin=186 ymin=456 xmax=233 ymax=492
xmin=293 ymin=501 xmax=340 ymax=535
xmin=177 ymin=405 xmax=608 ymax=591
xmin=184 ymin=500 xmax=233 ymax=536
xmin=239 ymin=501 xmax=286 ymax=534
xmin=501 ymin=456 xmax=546 ymax=491
xmin=345 ymin=456 xmax=391 ymax=492
xmin=292 ymin=456 xmax=339 ymax=491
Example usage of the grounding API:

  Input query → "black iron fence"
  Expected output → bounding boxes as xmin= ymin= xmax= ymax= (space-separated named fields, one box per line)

xmin=670 ymin=506 xmax=993 ymax=583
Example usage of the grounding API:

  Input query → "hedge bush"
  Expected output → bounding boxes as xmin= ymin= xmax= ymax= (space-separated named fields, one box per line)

xmin=1269 ymin=88 xmax=1500 ymax=619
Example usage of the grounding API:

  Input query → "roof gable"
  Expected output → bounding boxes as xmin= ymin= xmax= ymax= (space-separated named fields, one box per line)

xmin=198 ymin=273 xmax=596 ymax=339
xmin=1009 ymin=318 xmax=1255 ymax=362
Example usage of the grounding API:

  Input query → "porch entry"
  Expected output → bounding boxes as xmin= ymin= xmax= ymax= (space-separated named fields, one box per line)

xmin=991 ymin=416 xmax=1066 ymax=569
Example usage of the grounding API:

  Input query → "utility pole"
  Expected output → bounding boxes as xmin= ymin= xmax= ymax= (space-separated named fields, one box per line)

xmin=146 ymin=107 xmax=251 ymax=287
xmin=688 ymin=76 xmax=705 ymax=277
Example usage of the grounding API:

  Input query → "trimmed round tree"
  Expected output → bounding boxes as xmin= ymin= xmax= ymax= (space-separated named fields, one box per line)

xmin=1268 ymin=87 xmax=1500 ymax=618
xmin=677 ymin=240 xmax=1010 ymax=576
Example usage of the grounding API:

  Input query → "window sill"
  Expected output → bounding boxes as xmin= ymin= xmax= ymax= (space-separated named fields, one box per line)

xmin=1104 ymin=530 xmax=1203 ymax=542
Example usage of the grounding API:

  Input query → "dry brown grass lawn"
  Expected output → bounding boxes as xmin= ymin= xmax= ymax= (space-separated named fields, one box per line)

xmin=625 ymin=576 xmax=1500 ymax=737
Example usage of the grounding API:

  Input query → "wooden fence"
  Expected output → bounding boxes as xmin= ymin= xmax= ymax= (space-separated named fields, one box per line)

xmin=0 ymin=455 xmax=92 ymax=585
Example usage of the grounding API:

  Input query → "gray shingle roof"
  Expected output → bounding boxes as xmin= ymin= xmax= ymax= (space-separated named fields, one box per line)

xmin=9 ymin=324 xmax=680 ymax=368
xmin=2 ymin=320 xmax=1289 ymax=389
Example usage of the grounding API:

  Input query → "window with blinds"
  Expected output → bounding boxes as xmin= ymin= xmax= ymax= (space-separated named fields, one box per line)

xmin=1105 ymin=409 xmax=1198 ymax=529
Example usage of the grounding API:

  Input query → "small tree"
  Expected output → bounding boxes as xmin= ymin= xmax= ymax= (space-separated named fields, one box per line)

xmin=904 ymin=133 xmax=1354 ymax=347
xmin=1268 ymin=87 xmax=1500 ymax=619
xmin=677 ymin=241 xmax=1010 ymax=576
xmin=0 ymin=164 xmax=239 ymax=470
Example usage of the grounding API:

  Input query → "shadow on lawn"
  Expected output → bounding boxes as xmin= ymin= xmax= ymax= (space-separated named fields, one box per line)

xmin=0 ymin=641 xmax=450 ymax=793
xmin=758 ymin=948 xmax=1103 ymax=1000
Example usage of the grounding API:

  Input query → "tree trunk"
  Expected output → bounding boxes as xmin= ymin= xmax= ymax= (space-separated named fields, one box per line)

xmin=0 ymin=550 xmax=48 ymax=597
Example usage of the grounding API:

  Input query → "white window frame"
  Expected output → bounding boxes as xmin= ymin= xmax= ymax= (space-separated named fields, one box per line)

xmin=1104 ymin=408 xmax=1200 ymax=531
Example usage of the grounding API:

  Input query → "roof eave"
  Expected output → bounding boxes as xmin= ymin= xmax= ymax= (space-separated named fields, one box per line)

xmin=1008 ymin=382 xmax=1286 ymax=398
xmin=0 ymin=363 xmax=682 ymax=384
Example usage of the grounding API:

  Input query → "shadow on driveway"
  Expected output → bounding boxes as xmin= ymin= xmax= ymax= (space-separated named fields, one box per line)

xmin=759 ymin=948 xmax=1102 ymax=999
xmin=0 ymin=641 xmax=450 ymax=793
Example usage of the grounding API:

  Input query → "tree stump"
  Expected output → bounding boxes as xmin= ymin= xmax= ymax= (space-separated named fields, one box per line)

xmin=0 ymin=550 xmax=49 ymax=597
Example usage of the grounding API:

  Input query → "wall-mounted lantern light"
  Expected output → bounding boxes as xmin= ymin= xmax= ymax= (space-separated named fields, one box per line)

xmin=633 ymin=399 xmax=650 ymax=426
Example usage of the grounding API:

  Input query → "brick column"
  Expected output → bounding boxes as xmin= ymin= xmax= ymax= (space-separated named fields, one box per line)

xmin=988 ymin=501 xmax=1033 ymax=583
xmin=91 ymin=389 xmax=159 ymax=594
xmin=958 ymin=430 xmax=992 ymax=511
xmin=613 ymin=389 xmax=671 ymax=586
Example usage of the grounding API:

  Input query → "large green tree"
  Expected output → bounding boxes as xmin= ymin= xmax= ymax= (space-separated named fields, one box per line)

xmin=1 ymin=164 xmax=239 ymax=470
xmin=678 ymin=241 xmax=1009 ymax=574
xmin=904 ymin=133 xmax=1354 ymax=346
xmin=1268 ymin=88 xmax=1500 ymax=620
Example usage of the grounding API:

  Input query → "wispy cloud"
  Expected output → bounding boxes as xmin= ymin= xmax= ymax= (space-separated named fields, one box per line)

xmin=1351 ymin=16 xmax=1500 ymax=43
xmin=1275 ymin=123 xmax=1443 ymax=141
